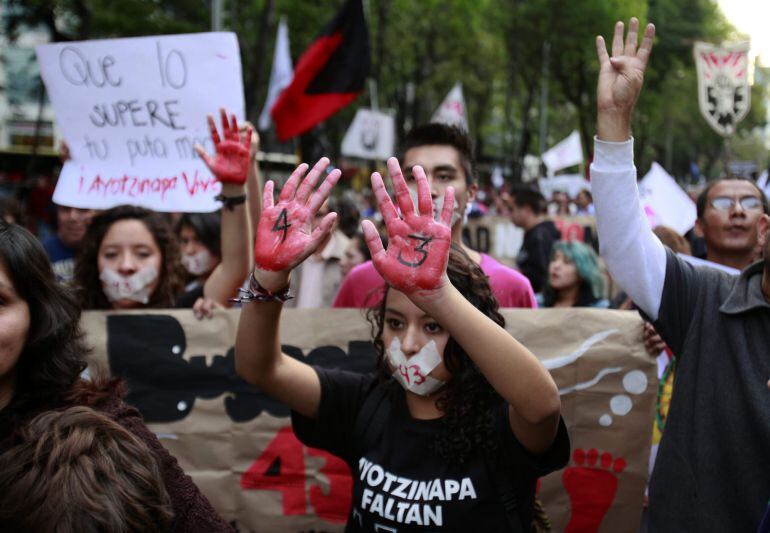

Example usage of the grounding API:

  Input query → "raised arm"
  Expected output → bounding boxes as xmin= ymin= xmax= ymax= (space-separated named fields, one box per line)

xmin=591 ymin=18 xmax=667 ymax=319
xmin=234 ymin=158 xmax=340 ymax=419
xmin=240 ymin=120 xmax=262 ymax=257
xmin=363 ymin=158 xmax=561 ymax=454
xmin=195 ymin=109 xmax=251 ymax=306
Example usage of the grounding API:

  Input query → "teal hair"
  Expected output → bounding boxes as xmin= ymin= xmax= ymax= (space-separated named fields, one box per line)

xmin=542 ymin=240 xmax=605 ymax=307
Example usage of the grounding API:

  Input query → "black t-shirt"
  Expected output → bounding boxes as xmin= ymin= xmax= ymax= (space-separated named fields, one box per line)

xmin=175 ymin=283 xmax=204 ymax=308
xmin=292 ymin=367 xmax=570 ymax=532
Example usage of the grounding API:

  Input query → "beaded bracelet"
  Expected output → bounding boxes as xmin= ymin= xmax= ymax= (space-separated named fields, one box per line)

xmin=232 ymin=273 xmax=293 ymax=304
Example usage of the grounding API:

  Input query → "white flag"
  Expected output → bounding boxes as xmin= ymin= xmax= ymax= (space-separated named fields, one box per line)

xmin=639 ymin=162 xmax=697 ymax=235
xmin=431 ymin=83 xmax=468 ymax=131
xmin=341 ymin=108 xmax=396 ymax=160
xmin=541 ymin=131 xmax=583 ymax=176
xmin=258 ymin=18 xmax=293 ymax=131
xmin=758 ymin=170 xmax=769 ymax=197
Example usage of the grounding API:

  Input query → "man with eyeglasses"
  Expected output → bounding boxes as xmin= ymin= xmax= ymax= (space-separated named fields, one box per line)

xmin=592 ymin=19 xmax=770 ymax=531
xmin=694 ymin=179 xmax=768 ymax=271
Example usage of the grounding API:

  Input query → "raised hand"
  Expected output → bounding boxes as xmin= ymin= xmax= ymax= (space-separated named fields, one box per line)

xmin=195 ymin=108 xmax=252 ymax=184
xmin=362 ymin=157 xmax=454 ymax=295
xmin=238 ymin=120 xmax=260 ymax=161
xmin=596 ymin=18 xmax=655 ymax=141
xmin=253 ymin=158 xmax=340 ymax=282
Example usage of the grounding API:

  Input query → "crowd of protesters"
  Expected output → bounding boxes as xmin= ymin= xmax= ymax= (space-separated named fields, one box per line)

xmin=0 ymin=16 xmax=769 ymax=533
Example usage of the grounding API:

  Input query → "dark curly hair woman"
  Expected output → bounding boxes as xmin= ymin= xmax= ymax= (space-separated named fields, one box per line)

xmin=235 ymin=157 xmax=569 ymax=532
xmin=0 ymin=221 xmax=232 ymax=532
xmin=74 ymin=204 xmax=186 ymax=309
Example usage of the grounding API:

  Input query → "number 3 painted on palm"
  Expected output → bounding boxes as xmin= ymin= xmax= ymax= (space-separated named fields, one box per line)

xmin=361 ymin=157 xmax=454 ymax=293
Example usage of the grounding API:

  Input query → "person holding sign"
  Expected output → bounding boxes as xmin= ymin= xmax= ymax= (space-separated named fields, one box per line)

xmin=235 ymin=157 xmax=568 ymax=531
xmin=591 ymin=19 xmax=770 ymax=530
xmin=74 ymin=108 xmax=252 ymax=311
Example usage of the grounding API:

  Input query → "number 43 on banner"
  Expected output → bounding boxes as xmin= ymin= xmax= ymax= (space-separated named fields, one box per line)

xmin=241 ymin=426 xmax=352 ymax=522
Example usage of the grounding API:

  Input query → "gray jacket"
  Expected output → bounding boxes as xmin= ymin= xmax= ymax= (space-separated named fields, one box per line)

xmin=646 ymin=250 xmax=770 ymax=532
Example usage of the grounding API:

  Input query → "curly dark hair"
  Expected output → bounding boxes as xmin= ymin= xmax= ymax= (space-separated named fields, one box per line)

xmin=368 ymin=244 xmax=505 ymax=465
xmin=0 ymin=222 xmax=88 ymax=434
xmin=75 ymin=205 xmax=185 ymax=309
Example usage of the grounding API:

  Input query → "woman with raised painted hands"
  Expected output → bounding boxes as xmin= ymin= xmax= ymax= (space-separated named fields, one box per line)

xmin=235 ymin=157 xmax=568 ymax=532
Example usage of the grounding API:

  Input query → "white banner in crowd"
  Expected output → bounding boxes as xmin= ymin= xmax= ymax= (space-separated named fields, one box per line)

xmin=36 ymin=32 xmax=245 ymax=212
xmin=538 ymin=174 xmax=590 ymax=199
xmin=639 ymin=162 xmax=697 ymax=235
xmin=340 ymin=108 xmax=396 ymax=161
xmin=258 ymin=19 xmax=293 ymax=131
xmin=431 ymin=82 xmax=468 ymax=131
xmin=541 ymin=130 xmax=583 ymax=176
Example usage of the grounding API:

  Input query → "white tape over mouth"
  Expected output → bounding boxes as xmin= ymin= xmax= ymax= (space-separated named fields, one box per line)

xmin=387 ymin=338 xmax=446 ymax=396
xmin=182 ymin=249 xmax=214 ymax=276
xmin=100 ymin=266 xmax=158 ymax=304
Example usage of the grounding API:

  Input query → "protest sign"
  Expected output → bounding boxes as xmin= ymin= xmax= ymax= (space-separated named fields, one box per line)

xmin=694 ymin=41 xmax=751 ymax=137
xmin=82 ymin=308 xmax=655 ymax=533
xmin=36 ymin=32 xmax=245 ymax=212
xmin=639 ymin=162 xmax=697 ymax=235
xmin=341 ymin=108 xmax=396 ymax=161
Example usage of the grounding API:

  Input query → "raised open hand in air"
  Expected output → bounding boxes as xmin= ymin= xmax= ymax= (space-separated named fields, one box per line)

xmin=362 ymin=157 xmax=454 ymax=295
xmin=254 ymin=158 xmax=340 ymax=278
xmin=596 ymin=18 xmax=655 ymax=141
xmin=195 ymin=108 xmax=252 ymax=184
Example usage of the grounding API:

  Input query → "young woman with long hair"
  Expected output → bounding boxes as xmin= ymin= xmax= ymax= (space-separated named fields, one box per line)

xmin=539 ymin=240 xmax=608 ymax=308
xmin=235 ymin=157 xmax=568 ymax=531
xmin=0 ymin=221 xmax=231 ymax=532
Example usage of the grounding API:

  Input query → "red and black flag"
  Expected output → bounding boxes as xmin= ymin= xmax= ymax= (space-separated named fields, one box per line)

xmin=271 ymin=0 xmax=370 ymax=141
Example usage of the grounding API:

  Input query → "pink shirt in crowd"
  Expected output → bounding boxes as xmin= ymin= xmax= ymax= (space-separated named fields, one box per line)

xmin=332 ymin=254 xmax=537 ymax=308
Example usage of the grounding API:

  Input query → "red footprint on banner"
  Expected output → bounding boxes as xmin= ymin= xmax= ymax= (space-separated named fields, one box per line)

xmin=562 ymin=448 xmax=626 ymax=533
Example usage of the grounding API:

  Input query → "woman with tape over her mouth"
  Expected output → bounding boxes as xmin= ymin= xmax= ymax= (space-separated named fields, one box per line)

xmin=235 ymin=157 xmax=569 ymax=532
xmin=74 ymin=108 xmax=252 ymax=314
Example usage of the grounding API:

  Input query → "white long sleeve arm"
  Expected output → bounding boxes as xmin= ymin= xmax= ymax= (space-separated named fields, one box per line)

xmin=590 ymin=138 xmax=666 ymax=320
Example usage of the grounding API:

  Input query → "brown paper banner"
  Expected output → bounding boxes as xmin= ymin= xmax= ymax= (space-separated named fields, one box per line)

xmin=81 ymin=307 xmax=653 ymax=532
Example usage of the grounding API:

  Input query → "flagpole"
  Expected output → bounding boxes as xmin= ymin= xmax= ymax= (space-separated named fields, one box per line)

xmin=723 ymin=136 xmax=733 ymax=175
xmin=211 ymin=0 xmax=222 ymax=31
xmin=369 ymin=79 xmax=379 ymax=111
xmin=538 ymin=41 xmax=551 ymax=159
